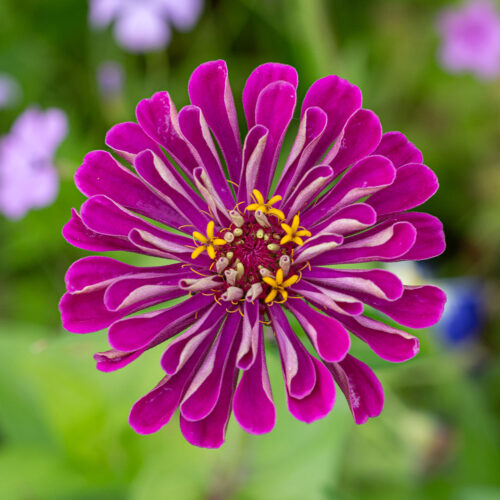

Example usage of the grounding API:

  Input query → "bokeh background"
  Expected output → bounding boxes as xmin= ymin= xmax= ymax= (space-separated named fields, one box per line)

xmin=1 ymin=0 xmax=500 ymax=498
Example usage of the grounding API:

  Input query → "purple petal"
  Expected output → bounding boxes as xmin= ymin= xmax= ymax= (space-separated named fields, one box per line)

xmin=302 ymin=268 xmax=404 ymax=301
xmin=75 ymin=150 xmax=186 ymax=228
xmin=108 ymin=293 xmax=214 ymax=352
xmin=94 ymin=348 xmax=144 ymax=372
xmin=287 ymin=299 xmax=351 ymax=362
xmin=294 ymin=233 xmax=344 ymax=265
xmin=188 ymin=61 xmax=242 ymax=182
xmin=301 ymin=155 xmax=396 ymax=227
xmin=327 ymin=109 xmax=382 ymax=175
xmin=178 ymin=105 xmax=234 ymax=208
xmin=367 ymin=163 xmax=439 ymax=217
xmin=180 ymin=313 xmax=241 ymax=421
xmin=237 ymin=300 xmax=260 ymax=370
xmin=275 ymin=106 xmax=328 ymax=199
xmin=309 ymin=221 xmax=417 ymax=265
xmin=233 ymin=327 xmax=276 ymax=434
xmin=287 ymin=357 xmax=335 ymax=423
xmin=362 ymin=285 xmax=447 ymax=329
xmin=253 ymin=81 xmax=297 ymax=196
xmin=242 ymin=62 xmax=298 ymax=129
xmin=328 ymin=354 xmax=384 ymax=424
xmin=129 ymin=329 xmax=217 ymax=435
xmin=179 ymin=333 xmax=240 ymax=449
xmin=268 ymin=305 xmax=317 ymax=399
xmin=312 ymin=203 xmax=377 ymax=235
xmin=300 ymin=75 xmax=362 ymax=166
xmin=136 ymin=92 xmax=200 ymax=178
xmin=338 ymin=314 xmax=420 ymax=362
xmin=374 ymin=131 xmax=423 ymax=167
xmin=161 ymin=305 xmax=226 ymax=375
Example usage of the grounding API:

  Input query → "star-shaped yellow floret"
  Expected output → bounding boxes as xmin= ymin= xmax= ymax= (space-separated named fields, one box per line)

xmin=246 ymin=189 xmax=285 ymax=220
xmin=280 ymin=215 xmax=311 ymax=245
xmin=262 ymin=268 xmax=299 ymax=304
xmin=191 ymin=220 xmax=226 ymax=259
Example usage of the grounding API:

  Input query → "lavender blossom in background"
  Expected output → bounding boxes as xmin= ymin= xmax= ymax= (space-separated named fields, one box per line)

xmin=0 ymin=73 xmax=21 ymax=109
xmin=0 ymin=108 xmax=68 ymax=220
xmin=89 ymin=0 xmax=203 ymax=53
xmin=437 ymin=0 xmax=500 ymax=79
xmin=97 ymin=61 xmax=125 ymax=98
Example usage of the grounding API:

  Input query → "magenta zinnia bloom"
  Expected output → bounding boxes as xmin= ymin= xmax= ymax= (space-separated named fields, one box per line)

xmin=437 ymin=0 xmax=500 ymax=79
xmin=60 ymin=61 xmax=446 ymax=448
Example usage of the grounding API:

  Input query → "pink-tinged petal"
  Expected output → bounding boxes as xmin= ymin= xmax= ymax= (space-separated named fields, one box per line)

xmin=312 ymin=203 xmax=377 ymax=235
xmin=291 ymin=280 xmax=364 ymax=316
xmin=65 ymin=255 xmax=174 ymax=293
xmin=362 ymin=285 xmax=447 ymax=329
xmin=338 ymin=314 xmax=420 ymax=362
xmin=287 ymin=357 xmax=335 ymax=423
xmin=94 ymin=349 xmax=144 ymax=372
xmin=75 ymin=150 xmax=187 ymax=228
xmin=268 ymin=305 xmax=317 ymax=399
xmin=178 ymin=105 xmax=234 ymax=208
xmin=327 ymin=109 xmax=382 ymax=175
xmin=161 ymin=305 xmax=226 ymax=375
xmin=238 ymin=125 xmax=269 ymax=203
xmin=233 ymin=327 xmax=275 ymax=434
xmin=103 ymin=273 xmax=185 ymax=311
xmin=301 ymin=155 xmax=396 ymax=227
xmin=105 ymin=121 xmax=168 ymax=165
xmin=294 ymin=233 xmax=344 ymax=265
xmin=374 ymin=131 xmax=423 ymax=167
xmin=275 ymin=106 xmax=328 ymax=199
xmin=282 ymin=165 xmax=335 ymax=219
xmin=302 ymin=268 xmax=404 ymax=301
xmin=383 ymin=212 xmax=446 ymax=261
xmin=134 ymin=150 xmax=208 ymax=231
xmin=108 ymin=293 xmax=213 ymax=352
xmin=188 ymin=60 xmax=242 ymax=182
xmin=328 ymin=355 xmax=384 ymax=424
xmin=300 ymin=75 xmax=362 ymax=166
xmin=243 ymin=62 xmax=298 ymax=129
xmin=129 ymin=329 xmax=217 ymax=435
xmin=367 ymin=163 xmax=439 ymax=217
xmin=179 ymin=331 xmax=240 ymax=449
xmin=310 ymin=221 xmax=417 ymax=265
xmin=253 ymin=81 xmax=297 ymax=196
xmin=287 ymin=299 xmax=351 ymax=362
xmin=62 ymin=209 xmax=136 ymax=253
xmin=237 ymin=300 xmax=260 ymax=370
xmin=180 ymin=313 xmax=241 ymax=421
xmin=136 ymin=92 xmax=200 ymax=177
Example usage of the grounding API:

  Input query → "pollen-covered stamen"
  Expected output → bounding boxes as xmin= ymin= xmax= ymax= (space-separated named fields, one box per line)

xmin=246 ymin=189 xmax=285 ymax=220
xmin=281 ymin=215 xmax=312 ymax=246
xmin=191 ymin=220 xmax=227 ymax=259
xmin=263 ymin=268 xmax=300 ymax=304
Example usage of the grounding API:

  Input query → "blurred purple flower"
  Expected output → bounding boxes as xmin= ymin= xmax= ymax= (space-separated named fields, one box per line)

xmin=0 ymin=108 xmax=68 ymax=220
xmin=60 ymin=60 xmax=446 ymax=448
xmin=89 ymin=0 xmax=203 ymax=53
xmin=0 ymin=73 xmax=21 ymax=109
xmin=437 ymin=0 xmax=500 ymax=79
xmin=97 ymin=61 xmax=124 ymax=97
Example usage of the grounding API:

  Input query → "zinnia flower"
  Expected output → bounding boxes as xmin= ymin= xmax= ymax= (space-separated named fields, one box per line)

xmin=60 ymin=60 xmax=446 ymax=448
xmin=0 ymin=107 xmax=67 ymax=220
xmin=437 ymin=0 xmax=500 ymax=79
xmin=89 ymin=0 xmax=203 ymax=53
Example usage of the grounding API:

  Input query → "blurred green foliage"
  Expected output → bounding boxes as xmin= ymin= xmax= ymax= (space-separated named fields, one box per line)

xmin=1 ymin=0 xmax=500 ymax=499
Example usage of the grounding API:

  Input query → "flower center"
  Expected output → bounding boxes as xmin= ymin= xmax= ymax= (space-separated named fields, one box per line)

xmin=191 ymin=190 xmax=311 ymax=304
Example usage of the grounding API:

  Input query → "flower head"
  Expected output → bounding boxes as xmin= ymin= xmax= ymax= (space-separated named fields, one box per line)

xmin=0 ymin=107 xmax=67 ymax=220
xmin=60 ymin=60 xmax=446 ymax=448
xmin=89 ymin=0 xmax=203 ymax=53
xmin=437 ymin=0 xmax=500 ymax=79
